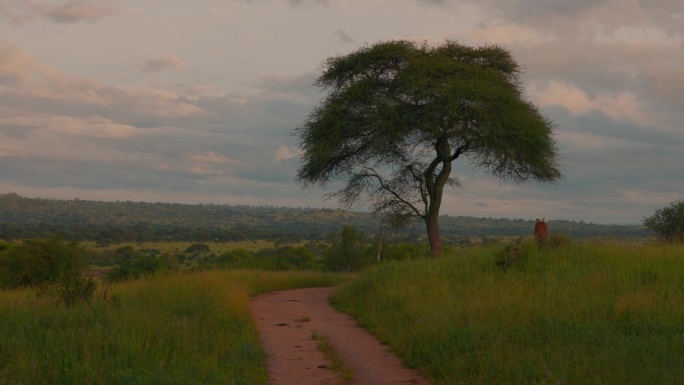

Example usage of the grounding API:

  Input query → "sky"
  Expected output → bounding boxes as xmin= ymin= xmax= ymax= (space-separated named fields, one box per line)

xmin=0 ymin=0 xmax=682 ymax=224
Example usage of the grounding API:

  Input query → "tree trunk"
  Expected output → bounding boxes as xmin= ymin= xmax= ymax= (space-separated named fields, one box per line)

xmin=426 ymin=211 xmax=442 ymax=258
xmin=376 ymin=240 xmax=382 ymax=262
xmin=423 ymin=137 xmax=456 ymax=258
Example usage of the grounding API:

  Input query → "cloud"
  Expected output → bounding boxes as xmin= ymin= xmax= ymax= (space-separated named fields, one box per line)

xmin=505 ymin=35 xmax=684 ymax=132
xmin=2 ymin=1 xmax=683 ymax=224
xmin=532 ymin=81 xmax=647 ymax=124
xmin=468 ymin=21 xmax=556 ymax=46
xmin=446 ymin=0 xmax=682 ymax=36
xmin=238 ymin=0 xmax=331 ymax=6
xmin=0 ymin=2 xmax=33 ymax=24
xmin=275 ymin=145 xmax=299 ymax=161
xmin=0 ymin=115 xmax=138 ymax=139
xmin=189 ymin=151 xmax=242 ymax=165
xmin=36 ymin=0 xmax=124 ymax=23
xmin=0 ymin=1 xmax=132 ymax=24
xmin=0 ymin=40 xmax=320 ymax=208
xmin=138 ymin=55 xmax=186 ymax=74
xmin=0 ymin=41 xmax=38 ymax=81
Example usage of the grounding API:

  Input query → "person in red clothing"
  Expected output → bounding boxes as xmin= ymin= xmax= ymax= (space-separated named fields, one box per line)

xmin=534 ymin=218 xmax=548 ymax=244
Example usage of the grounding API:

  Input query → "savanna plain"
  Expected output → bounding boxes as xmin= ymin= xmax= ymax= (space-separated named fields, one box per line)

xmin=1 ymin=241 xmax=683 ymax=385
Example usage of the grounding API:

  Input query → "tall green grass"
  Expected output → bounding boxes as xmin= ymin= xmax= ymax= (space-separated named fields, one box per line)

xmin=332 ymin=242 xmax=684 ymax=385
xmin=0 ymin=270 xmax=348 ymax=385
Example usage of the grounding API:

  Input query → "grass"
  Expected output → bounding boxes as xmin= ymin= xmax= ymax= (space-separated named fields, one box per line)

xmin=311 ymin=330 xmax=354 ymax=384
xmin=332 ymin=241 xmax=684 ymax=385
xmin=0 ymin=270 xmax=349 ymax=385
xmin=3 ymin=240 xmax=682 ymax=384
xmin=81 ymin=240 xmax=296 ymax=254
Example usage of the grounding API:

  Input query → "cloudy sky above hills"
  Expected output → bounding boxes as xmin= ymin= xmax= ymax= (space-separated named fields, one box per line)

xmin=1 ymin=0 xmax=682 ymax=224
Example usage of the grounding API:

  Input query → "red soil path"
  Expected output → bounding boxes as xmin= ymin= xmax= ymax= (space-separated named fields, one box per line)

xmin=249 ymin=287 xmax=433 ymax=385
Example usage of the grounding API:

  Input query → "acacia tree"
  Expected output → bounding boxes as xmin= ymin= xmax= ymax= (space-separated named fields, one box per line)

xmin=296 ymin=40 xmax=563 ymax=257
xmin=643 ymin=199 xmax=684 ymax=242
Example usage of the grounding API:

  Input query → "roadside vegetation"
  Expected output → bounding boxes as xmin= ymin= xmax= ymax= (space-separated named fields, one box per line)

xmin=332 ymin=240 xmax=684 ymax=385
xmin=2 ymin=230 xmax=681 ymax=384
xmin=0 ymin=270 xmax=348 ymax=385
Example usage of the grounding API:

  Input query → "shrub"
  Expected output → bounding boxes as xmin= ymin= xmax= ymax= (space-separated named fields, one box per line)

xmin=0 ymin=238 xmax=95 ymax=306
xmin=643 ymin=199 xmax=684 ymax=242
xmin=547 ymin=233 xmax=572 ymax=249
xmin=106 ymin=252 xmax=165 ymax=282
xmin=184 ymin=243 xmax=211 ymax=254
xmin=382 ymin=242 xmax=429 ymax=261
xmin=0 ymin=238 xmax=89 ymax=289
xmin=40 ymin=273 xmax=96 ymax=307
xmin=254 ymin=246 xmax=320 ymax=270
xmin=324 ymin=226 xmax=374 ymax=272
xmin=495 ymin=237 xmax=534 ymax=269
xmin=215 ymin=248 xmax=254 ymax=268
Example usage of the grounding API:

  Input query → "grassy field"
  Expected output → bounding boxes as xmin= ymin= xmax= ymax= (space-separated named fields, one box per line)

xmin=2 ymin=240 xmax=682 ymax=384
xmin=80 ymin=240 xmax=290 ymax=254
xmin=0 ymin=270 xmax=349 ymax=385
xmin=332 ymin=241 xmax=684 ymax=385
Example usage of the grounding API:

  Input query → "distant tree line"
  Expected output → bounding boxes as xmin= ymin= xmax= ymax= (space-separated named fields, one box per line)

xmin=0 ymin=193 xmax=649 ymax=243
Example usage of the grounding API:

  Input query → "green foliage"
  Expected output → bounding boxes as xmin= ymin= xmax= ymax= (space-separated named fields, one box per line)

xmin=324 ymin=226 xmax=374 ymax=272
xmin=0 ymin=238 xmax=89 ymax=289
xmin=216 ymin=248 xmax=254 ymax=268
xmin=311 ymin=330 xmax=354 ymax=383
xmin=380 ymin=242 xmax=430 ymax=261
xmin=0 ymin=238 xmax=95 ymax=306
xmin=0 ymin=270 xmax=349 ymax=384
xmin=44 ymin=273 xmax=97 ymax=307
xmin=254 ymin=246 xmax=320 ymax=270
xmin=546 ymin=232 xmax=572 ymax=249
xmin=495 ymin=234 xmax=573 ymax=270
xmin=0 ymin=193 xmax=649 ymax=242
xmin=495 ymin=237 xmax=536 ymax=269
xmin=643 ymin=199 xmax=684 ymax=242
xmin=184 ymin=243 xmax=211 ymax=254
xmin=295 ymin=40 xmax=562 ymax=257
xmin=213 ymin=246 xmax=321 ymax=271
xmin=106 ymin=248 xmax=167 ymax=282
xmin=333 ymin=243 xmax=684 ymax=385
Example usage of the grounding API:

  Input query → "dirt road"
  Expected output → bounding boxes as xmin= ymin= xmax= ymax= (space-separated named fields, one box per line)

xmin=249 ymin=287 xmax=433 ymax=385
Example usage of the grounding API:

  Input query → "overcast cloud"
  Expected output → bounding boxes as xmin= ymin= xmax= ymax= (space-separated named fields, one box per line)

xmin=0 ymin=0 xmax=682 ymax=224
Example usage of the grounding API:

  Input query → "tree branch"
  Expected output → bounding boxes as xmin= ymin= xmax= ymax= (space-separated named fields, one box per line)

xmin=362 ymin=168 xmax=424 ymax=219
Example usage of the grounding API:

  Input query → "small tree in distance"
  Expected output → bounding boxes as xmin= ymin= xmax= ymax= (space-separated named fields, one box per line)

xmin=295 ymin=40 xmax=563 ymax=257
xmin=643 ymin=199 xmax=684 ymax=242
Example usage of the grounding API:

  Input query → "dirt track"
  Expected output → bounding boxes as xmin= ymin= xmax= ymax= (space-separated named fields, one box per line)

xmin=249 ymin=287 xmax=433 ymax=385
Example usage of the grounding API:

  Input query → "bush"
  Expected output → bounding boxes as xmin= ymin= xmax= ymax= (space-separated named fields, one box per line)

xmin=324 ymin=226 xmax=374 ymax=272
xmin=184 ymin=243 xmax=210 ymax=254
xmin=0 ymin=238 xmax=89 ymax=289
xmin=547 ymin=233 xmax=572 ymax=249
xmin=40 ymin=273 xmax=96 ymax=307
xmin=643 ymin=199 xmax=684 ymax=242
xmin=0 ymin=238 xmax=95 ymax=306
xmin=495 ymin=237 xmax=535 ymax=269
xmin=215 ymin=248 xmax=254 ymax=268
xmin=105 ymin=248 xmax=167 ymax=282
xmin=382 ymin=242 xmax=429 ymax=261
xmin=254 ymin=246 xmax=320 ymax=270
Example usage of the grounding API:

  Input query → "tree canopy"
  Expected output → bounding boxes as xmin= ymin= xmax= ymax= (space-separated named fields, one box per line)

xmin=643 ymin=199 xmax=684 ymax=242
xmin=296 ymin=40 xmax=563 ymax=257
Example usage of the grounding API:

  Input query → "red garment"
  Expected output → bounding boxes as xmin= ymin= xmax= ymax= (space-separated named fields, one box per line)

xmin=534 ymin=220 xmax=548 ymax=240
xmin=538 ymin=221 xmax=548 ymax=238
